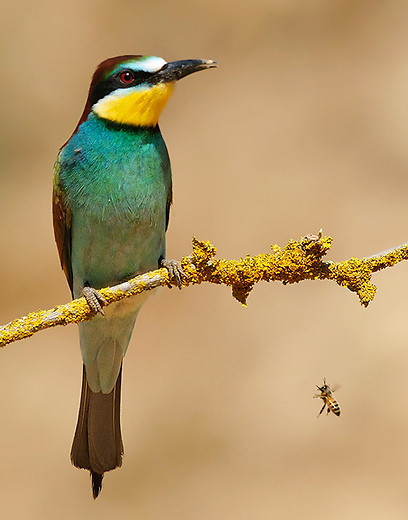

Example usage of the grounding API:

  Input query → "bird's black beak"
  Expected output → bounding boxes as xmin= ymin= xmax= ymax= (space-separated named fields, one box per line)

xmin=153 ymin=59 xmax=217 ymax=84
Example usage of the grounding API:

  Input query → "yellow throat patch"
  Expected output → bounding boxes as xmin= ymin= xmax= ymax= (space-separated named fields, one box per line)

xmin=93 ymin=82 xmax=175 ymax=127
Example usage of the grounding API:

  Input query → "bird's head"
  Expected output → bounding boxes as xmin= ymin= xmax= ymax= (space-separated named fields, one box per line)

xmin=76 ymin=55 xmax=216 ymax=130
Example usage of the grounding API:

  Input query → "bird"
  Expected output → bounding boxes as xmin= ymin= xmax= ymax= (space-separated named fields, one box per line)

xmin=53 ymin=55 xmax=216 ymax=498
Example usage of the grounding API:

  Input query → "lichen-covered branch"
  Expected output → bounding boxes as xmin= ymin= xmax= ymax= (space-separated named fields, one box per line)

xmin=1 ymin=234 xmax=408 ymax=348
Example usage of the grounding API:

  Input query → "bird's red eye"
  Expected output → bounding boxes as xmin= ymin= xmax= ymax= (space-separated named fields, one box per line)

xmin=120 ymin=71 xmax=134 ymax=84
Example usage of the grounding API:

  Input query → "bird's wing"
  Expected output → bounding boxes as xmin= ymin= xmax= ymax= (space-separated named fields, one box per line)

xmin=165 ymin=179 xmax=172 ymax=231
xmin=53 ymin=157 xmax=73 ymax=294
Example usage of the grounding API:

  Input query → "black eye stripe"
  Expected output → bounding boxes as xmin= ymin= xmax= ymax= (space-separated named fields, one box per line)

xmin=115 ymin=69 xmax=153 ymax=84
xmin=90 ymin=69 xmax=155 ymax=106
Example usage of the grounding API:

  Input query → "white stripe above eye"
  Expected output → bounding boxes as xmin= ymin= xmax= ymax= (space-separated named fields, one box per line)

xmin=125 ymin=56 xmax=167 ymax=73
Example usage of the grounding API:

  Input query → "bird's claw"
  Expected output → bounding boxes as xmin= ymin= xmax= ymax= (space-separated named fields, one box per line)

xmin=160 ymin=258 xmax=185 ymax=289
xmin=82 ymin=286 xmax=107 ymax=315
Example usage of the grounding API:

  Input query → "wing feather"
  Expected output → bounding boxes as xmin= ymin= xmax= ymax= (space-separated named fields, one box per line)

xmin=53 ymin=158 xmax=73 ymax=294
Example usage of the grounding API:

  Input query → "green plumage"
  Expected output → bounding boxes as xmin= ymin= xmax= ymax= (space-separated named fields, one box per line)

xmin=55 ymin=113 xmax=171 ymax=392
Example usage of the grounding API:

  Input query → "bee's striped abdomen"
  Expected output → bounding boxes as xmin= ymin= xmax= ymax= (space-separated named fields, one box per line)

xmin=327 ymin=398 xmax=341 ymax=416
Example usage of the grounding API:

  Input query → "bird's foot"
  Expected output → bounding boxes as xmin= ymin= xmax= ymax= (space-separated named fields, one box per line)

xmin=160 ymin=258 xmax=185 ymax=289
xmin=82 ymin=285 xmax=107 ymax=315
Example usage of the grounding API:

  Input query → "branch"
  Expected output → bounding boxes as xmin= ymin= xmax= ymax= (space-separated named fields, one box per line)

xmin=1 ymin=234 xmax=408 ymax=348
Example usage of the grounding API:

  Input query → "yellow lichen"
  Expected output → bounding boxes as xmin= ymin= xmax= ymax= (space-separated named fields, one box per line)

xmin=1 ymin=234 xmax=407 ymax=347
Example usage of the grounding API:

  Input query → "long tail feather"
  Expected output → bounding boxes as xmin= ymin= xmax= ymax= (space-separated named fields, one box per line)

xmin=71 ymin=365 xmax=123 ymax=498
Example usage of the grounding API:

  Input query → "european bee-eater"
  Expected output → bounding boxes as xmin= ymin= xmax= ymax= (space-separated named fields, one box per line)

xmin=53 ymin=55 xmax=216 ymax=498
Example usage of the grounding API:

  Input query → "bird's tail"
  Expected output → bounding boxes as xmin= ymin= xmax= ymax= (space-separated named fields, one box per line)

xmin=71 ymin=365 xmax=123 ymax=499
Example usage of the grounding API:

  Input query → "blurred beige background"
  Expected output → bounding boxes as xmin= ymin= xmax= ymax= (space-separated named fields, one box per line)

xmin=2 ymin=0 xmax=408 ymax=518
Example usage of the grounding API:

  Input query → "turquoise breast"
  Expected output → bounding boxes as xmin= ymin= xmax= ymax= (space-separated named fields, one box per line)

xmin=58 ymin=113 xmax=172 ymax=296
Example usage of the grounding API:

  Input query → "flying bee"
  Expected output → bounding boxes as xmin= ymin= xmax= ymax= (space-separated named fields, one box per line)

xmin=314 ymin=378 xmax=340 ymax=417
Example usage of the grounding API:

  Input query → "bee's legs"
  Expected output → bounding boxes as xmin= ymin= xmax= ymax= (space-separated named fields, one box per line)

xmin=317 ymin=402 xmax=326 ymax=417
